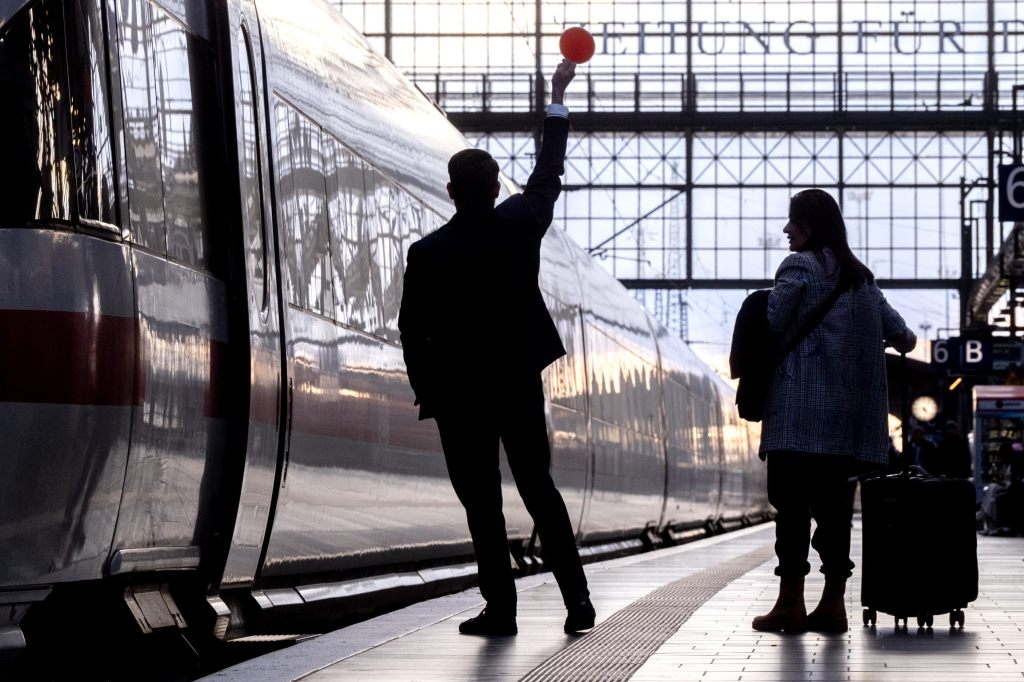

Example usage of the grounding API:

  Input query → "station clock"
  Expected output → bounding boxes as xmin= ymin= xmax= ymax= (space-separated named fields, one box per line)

xmin=911 ymin=396 xmax=938 ymax=422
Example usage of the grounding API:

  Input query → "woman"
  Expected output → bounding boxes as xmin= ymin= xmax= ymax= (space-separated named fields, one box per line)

xmin=753 ymin=189 xmax=916 ymax=633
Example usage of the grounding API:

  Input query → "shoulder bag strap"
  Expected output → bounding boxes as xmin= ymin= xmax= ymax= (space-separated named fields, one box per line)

xmin=776 ymin=281 xmax=845 ymax=361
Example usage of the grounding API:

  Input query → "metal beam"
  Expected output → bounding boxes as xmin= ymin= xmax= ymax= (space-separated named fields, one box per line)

xmin=618 ymin=278 xmax=957 ymax=290
xmin=560 ymin=183 xmax=978 ymax=191
xmin=449 ymin=111 xmax=1016 ymax=134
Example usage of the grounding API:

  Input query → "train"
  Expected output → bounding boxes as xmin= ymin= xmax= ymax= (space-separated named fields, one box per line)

xmin=0 ymin=0 xmax=768 ymax=668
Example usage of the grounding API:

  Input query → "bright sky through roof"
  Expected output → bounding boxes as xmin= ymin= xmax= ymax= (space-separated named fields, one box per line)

xmin=335 ymin=0 xmax=1024 ymax=377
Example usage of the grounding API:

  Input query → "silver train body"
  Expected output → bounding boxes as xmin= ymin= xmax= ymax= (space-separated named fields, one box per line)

xmin=0 ymin=0 xmax=767 ymax=650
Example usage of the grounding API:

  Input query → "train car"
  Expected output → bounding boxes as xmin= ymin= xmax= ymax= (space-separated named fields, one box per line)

xmin=0 ymin=0 xmax=768 ymax=668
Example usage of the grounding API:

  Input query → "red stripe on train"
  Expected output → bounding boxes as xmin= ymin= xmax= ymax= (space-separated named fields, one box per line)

xmin=0 ymin=309 xmax=143 ymax=406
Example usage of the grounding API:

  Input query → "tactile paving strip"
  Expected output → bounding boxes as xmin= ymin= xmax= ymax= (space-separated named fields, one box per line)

xmin=521 ymin=545 xmax=776 ymax=682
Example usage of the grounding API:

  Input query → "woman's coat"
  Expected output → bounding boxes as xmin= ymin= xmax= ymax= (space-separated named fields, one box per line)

xmin=758 ymin=249 xmax=917 ymax=463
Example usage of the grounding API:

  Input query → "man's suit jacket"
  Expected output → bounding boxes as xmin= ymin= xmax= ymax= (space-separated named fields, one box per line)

xmin=398 ymin=116 xmax=570 ymax=420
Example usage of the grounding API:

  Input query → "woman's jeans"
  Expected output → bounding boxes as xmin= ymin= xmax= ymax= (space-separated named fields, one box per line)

xmin=767 ymin=451 xmax=858 ymax=579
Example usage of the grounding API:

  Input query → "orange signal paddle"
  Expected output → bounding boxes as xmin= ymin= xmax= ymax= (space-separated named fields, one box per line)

xmin=559 ymin=27 xmax=595 ymax=64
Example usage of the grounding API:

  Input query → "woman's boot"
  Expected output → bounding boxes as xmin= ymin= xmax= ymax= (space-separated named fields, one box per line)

xmin=751 ymin=576 xmax=807 ymax=632
xmin=806 ymin=577 xmax=848 ymax=632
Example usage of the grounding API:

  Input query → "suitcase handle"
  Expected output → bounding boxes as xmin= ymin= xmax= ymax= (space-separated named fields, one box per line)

xmin=849 ymin=464 xmax=933 ymax=484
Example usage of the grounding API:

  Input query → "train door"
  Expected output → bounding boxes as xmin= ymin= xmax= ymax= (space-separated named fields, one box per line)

xmin=219 ymin=4 xmax=286 ymax=588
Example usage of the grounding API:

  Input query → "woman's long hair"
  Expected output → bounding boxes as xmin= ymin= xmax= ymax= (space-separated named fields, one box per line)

xmin=789 ymin=188 xmax=874 ymax=290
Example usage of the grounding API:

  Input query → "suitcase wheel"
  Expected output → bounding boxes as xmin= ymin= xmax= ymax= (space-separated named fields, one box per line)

xmin=862 ymin=608 xmax=876 ymax=627
xmin=895 ymin=616 xmax=908 ymax=629
xmin=916 ymin=613 xmax=933 ymax=629
xmin=949 ymin=609 xmax=965 ymax=628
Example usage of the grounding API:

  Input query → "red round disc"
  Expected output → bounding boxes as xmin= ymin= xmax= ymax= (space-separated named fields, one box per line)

xmin=559 ymin=27 xmax=595 ymax=64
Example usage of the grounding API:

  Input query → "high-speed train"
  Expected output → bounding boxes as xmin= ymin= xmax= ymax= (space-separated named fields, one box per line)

xmin=0 ymin=0 xmax=767 ymax=665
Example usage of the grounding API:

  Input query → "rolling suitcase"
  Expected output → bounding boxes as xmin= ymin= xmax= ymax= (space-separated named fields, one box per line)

xmin=859 ymin=466 xmax=978 ymax=628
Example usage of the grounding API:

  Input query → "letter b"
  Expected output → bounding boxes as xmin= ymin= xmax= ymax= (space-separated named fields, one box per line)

xmin=964 ymin=339 xmax=984 ymax=364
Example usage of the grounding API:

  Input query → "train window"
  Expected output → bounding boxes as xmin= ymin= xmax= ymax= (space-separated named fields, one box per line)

xmin=68 ymin=0 xmax=118 ymax=227
xmin=118 ymin=0 xmax=166 ymax=251
xmin=153 ymin=15 xmax=206 ymax=267
xmin=276 ymin=102 xmax=333 ymax=317
xmin=274 ymin=104 xmax=295 ymax=301
xmin=308 ymin=125 xmax=334 ymax=318
xmin=587 ymin=326 xmax=613 ymax=422
xmin=546 ymin=300 xmax=587 ymax=414
xmin=142 ymin=0 xmax=212 ymax=41
xmin=117 ymin=0 xmax=224 ymax=271
xmin=380 ymin=190 xmax=420 ymax=341
xmin=0 ymin=1 xmax=90 ymax=225
xmin=365 ymin=169 xmax=401 ymax=340
xmin=586 ymin=322 xmax=660 ymax=436
xmin=395 ymin=192 xmax=421 ymax=258
xmin=361 ymin=169 xmax=384 ymax=334
xmin=237 ymin=25 xmax=268 ymax=313
xmin=325 ymin=136 xmax=371 ymax=331
xmin=394 ymin=192 xmax=423 ymax=317
xmin=424 ymin=209 xmax=446 ymax=240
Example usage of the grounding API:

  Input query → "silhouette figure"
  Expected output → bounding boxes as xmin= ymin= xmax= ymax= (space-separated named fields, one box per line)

xmin=752 ymin=189 xmax=916 ymax=635
xmin=932 ymin=421 xmax=972 ymax=479
xmin=909 ymin=426 xmax=938 ymax=470
xmin=398 ymin=60 xmax=594 ymax=637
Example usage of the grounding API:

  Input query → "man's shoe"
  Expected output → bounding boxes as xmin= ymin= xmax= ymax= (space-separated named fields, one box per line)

xmin=458 ymin=609 xmax=518 ymax=636
xmin=564 ymin=596 xmax=596 ymax=634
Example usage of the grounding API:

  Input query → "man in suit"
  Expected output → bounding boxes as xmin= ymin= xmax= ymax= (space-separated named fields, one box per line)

xmin=398 ymin=60 xmax=594 ymax=637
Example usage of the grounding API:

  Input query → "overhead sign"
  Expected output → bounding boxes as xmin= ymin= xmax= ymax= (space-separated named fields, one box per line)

xmin=999 ymin=164 xmax=1024 ymax=222
xmin=932 ymin=336 xmax=1024 ymax=372
xmin=992 ymin=340 xmax=1024 ymax=370
xmin=583 ymin=20 xmax=1019 ymax=57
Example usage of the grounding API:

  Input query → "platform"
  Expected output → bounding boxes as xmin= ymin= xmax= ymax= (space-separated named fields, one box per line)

xmin=204 ymin=521 xmax=1024 ymax=681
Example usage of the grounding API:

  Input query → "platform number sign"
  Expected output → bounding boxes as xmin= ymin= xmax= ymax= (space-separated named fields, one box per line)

xmin=931 ymin=337 xmax=991 ymax=372
xmin=999 ymin=164 xmax=1024 ymax=222
xmin=931 ymin=338 xmax=953 ymax=366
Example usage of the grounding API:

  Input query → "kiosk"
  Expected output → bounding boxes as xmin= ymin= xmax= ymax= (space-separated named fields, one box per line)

xmin=973 ymin=385 xmax=1024 ymax=500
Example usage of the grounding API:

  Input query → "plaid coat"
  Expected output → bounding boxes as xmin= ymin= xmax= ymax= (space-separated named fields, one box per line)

xmin=758 ymin=249 xmax=916 ymax=463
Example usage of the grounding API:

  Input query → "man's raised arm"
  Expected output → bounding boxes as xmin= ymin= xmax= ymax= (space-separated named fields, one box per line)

xmin=520 ymin=60 xmax=576 ymax=230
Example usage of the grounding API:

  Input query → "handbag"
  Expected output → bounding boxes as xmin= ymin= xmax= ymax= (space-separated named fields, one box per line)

xmin=730 ymin=282 xmax=844 ymax=422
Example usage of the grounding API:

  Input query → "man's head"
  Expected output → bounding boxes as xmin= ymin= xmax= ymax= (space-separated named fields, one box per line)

xmin=447 ymin=149 xmax=500 ymax=209
xmin=911 ymin=426 xmax=926 ymax=443
xmin=945 ymin=420 xmax=960 ymax=436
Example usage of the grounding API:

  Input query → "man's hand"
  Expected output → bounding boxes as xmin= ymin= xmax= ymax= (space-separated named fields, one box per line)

xmin=551 ymin=59 xmax=576 ymax=105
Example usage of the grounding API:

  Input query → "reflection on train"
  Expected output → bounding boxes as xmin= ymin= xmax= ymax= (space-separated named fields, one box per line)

xmin=0 ymin=0 xmax=768 ymax=667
